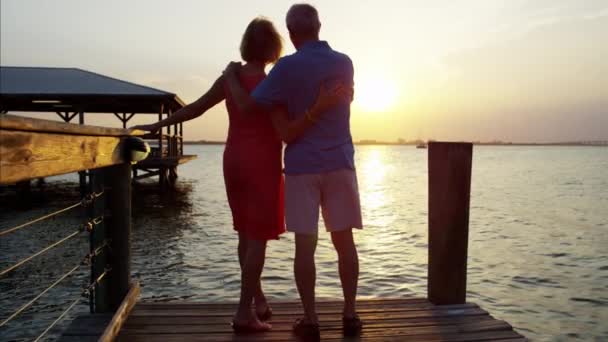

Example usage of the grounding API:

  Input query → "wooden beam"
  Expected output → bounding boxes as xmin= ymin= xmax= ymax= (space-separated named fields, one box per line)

xmin=113 ymin=112 xmax=123 ymax=122
xmin=0 ymin=130 xmax=127 ymax=184
xmin=98 ymin=282 xmax=140 ymax=342
xmin=1 ymin=115 xmax=144 ymax=137
xmin=427 ymin=142 xmax=473 ymax=305
xmin=67 ymin=112 xmax=84 ymax=125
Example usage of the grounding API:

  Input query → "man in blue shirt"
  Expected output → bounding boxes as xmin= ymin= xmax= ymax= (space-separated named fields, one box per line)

xmin=224 ymin=4 xmax=362 ymax=336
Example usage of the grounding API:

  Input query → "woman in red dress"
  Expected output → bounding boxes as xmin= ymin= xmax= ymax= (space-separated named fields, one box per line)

xmin=132 ymin=18 xmax=347 ymax=332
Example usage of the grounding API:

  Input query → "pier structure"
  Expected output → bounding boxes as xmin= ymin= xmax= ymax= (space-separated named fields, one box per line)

xmin=0 ymin=116 xmax=526 ymax=341
xmin=0 ymin=66 xmax=196 ymax=191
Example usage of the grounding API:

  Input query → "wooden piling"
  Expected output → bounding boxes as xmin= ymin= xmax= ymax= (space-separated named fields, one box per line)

xmin=103 ymin=163 xmax=132 ymax=310
xmin=427 ymin=142 xmax=473 ymax=305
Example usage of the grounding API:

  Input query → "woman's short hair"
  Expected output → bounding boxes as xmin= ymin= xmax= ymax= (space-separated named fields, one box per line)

xmin=240 ymin=18 xmax=283 ymax=64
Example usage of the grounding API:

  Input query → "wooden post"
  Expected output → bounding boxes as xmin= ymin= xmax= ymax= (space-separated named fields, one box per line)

xmin=427 ymin=142 xmax=473 ymax=305
xmin=179 ymin=122 xmax=183 ymax=156
xmin=103 ymin=163 xmax=132 ymax=310
xmin=158 ymin=105 xmax=164 ymax=158
xmin=78 ymin=111 xmax=87 ymax=195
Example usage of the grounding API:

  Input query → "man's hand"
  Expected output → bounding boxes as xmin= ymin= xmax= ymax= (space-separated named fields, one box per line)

xmin=309 ymin=82 xmax=354 ymax=120
xmin=223 ymin=61 xmax=242 ymax=78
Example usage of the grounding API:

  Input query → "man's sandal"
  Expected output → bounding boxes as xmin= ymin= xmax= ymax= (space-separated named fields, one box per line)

xmin=343 ymin=315 xmax=363 ymax=336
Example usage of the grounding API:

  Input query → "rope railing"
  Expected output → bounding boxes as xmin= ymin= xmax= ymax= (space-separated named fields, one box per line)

xmin=0 ymin=256 xmax=89 ymax=327
xmin=1 ymin=248 xmax=112 ymax=340
xmin=0 ymin=187 xmax=108 ymax=341
xmin=0 ymin=217 xmax=103 ymax=277
xmin=0 ymin=191 xmax=103 ymax=237
xmin=31 ymin=266 xmax=112 ymax=342
xmin=33 ymin=297 xmax=83 ymax=342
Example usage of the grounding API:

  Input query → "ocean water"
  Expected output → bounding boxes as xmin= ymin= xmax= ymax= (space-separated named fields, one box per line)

xmin=1 ymin=145 xmax=607 ymax=341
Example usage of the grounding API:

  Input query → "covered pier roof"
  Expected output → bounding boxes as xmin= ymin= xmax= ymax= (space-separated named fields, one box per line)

xmin=0 ymin=66 xmax=184 ymax=113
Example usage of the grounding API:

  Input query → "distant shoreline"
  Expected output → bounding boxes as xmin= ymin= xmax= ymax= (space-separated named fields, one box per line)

xmin=184 ymin=140 xmax=608 ymax=147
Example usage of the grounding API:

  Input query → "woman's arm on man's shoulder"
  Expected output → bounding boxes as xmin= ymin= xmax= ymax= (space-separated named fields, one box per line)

xmin=223 ymin=62 xmax=265 ymax=116
xmin=130 ymin=75 xmax=225 ymax=132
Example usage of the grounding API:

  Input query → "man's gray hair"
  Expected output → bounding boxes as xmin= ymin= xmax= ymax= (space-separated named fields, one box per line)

xmin=286 ymin=3 xmax=321 ymax=36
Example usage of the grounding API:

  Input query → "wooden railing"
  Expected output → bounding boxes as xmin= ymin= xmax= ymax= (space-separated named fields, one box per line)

xmin=0 ymin=115 xmax=142 ymax=341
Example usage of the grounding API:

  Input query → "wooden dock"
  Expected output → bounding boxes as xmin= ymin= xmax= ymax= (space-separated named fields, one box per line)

xmin=60 ymin=298 xmax=525 ymax=341
xmin=0 ymin=116 xmax=527 ymax=341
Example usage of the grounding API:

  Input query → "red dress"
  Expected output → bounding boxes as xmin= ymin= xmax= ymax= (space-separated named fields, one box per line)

xmin=223 ymin=73 xmax=285 ymax=241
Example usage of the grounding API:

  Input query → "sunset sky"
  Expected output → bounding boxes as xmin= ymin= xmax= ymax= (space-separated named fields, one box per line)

xmin=1 ymin=0 xmax=607 ymax=142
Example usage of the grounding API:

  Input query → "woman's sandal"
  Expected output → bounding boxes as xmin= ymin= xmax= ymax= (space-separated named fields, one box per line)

xmin=342 ymin=315 xmax=363 ymax=336
xmin=256 ymin=306 xmax=273 ymax=321
xmin=293 ymin=317 xmax=320 ymax=337
xmin=231 ymin=319 xmax=272 ymax=334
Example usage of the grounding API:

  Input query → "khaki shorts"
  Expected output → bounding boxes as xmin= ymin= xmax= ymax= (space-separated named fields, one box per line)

xmin=285 ymin=169 xmax=363 ymax=235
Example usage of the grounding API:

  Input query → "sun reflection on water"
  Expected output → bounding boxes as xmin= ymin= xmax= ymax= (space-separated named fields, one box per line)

xmin=359 ymin=147 xmax=388 ymax=211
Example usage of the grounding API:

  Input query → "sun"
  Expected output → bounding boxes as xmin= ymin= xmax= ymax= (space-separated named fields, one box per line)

xmin=354 ymin=72 xmax=398 ymax=113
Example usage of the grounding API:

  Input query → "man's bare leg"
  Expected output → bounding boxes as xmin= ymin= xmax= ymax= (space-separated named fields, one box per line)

xmin=330 ymin=229 xmax=359 ymax=318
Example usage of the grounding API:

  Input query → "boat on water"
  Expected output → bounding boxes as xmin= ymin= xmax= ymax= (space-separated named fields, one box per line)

xmin=416 ymin=143 xmax=427 ymax=149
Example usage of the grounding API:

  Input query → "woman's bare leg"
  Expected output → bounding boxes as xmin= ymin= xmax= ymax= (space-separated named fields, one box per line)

xmin=238 ymin=233 xmax=268 ymax=315
xmin=234 ymin=234 xmax=270 ymax=329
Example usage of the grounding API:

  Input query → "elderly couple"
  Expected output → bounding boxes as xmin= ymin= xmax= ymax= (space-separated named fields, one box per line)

xmin=133 ymin=4 xmax=362 ymax=337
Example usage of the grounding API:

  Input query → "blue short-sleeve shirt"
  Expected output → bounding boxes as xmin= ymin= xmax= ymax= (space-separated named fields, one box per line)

xmin=251 ymin=41 xmax=355 ymax=175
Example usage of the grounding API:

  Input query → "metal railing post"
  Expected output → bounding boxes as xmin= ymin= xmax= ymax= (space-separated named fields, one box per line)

xmin=102 ymin=163 xmax=132 ymax=310
xmin=89 ymin=169 xmax=109 ymax=312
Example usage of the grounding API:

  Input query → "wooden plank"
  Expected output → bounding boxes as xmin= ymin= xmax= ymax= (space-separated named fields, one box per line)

xmin=58 ymin=314 xmax=113 ymax=341
xmin=133 ymin=170 xmax=160 ymax=180
xmin=60 ymin=315 xmax=113 ymax=336
xmin=0 ymin=130 xmax=124 ymax=184
xmin=58 ymin=336 xmax=102 ymax=342
xmin=129 ymin=307 xmax=488 ymax=319
xmin=133 ymin=299 xmax=442 ymax=311
xmin=120 ymin=317 xmax=509 ymax=334
xmin=130 ymin=303 xmax=479 ymax=316
xmin=0 ymin=114 xmax=143 ymax=137
xmin=428 ymin=142 xmax=473 ymax=305
xmin=123 ymin=313 xmax=495 ymax=327
xmin=116 ymin=330 xmax=522 ymax=342
xmin=59 ymin=299 xmax=525 ymax=342
xmin=136 ymin=155 xmax=197 ymax=168
xmin=136 ymin=297 xmax=430 ymax=308
xmin=99 ymin=282 xmax=141 ymax=342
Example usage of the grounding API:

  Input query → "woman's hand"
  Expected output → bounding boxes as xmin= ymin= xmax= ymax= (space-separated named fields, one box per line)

xmin=309 ymin=82 xmax=354 ymax=121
